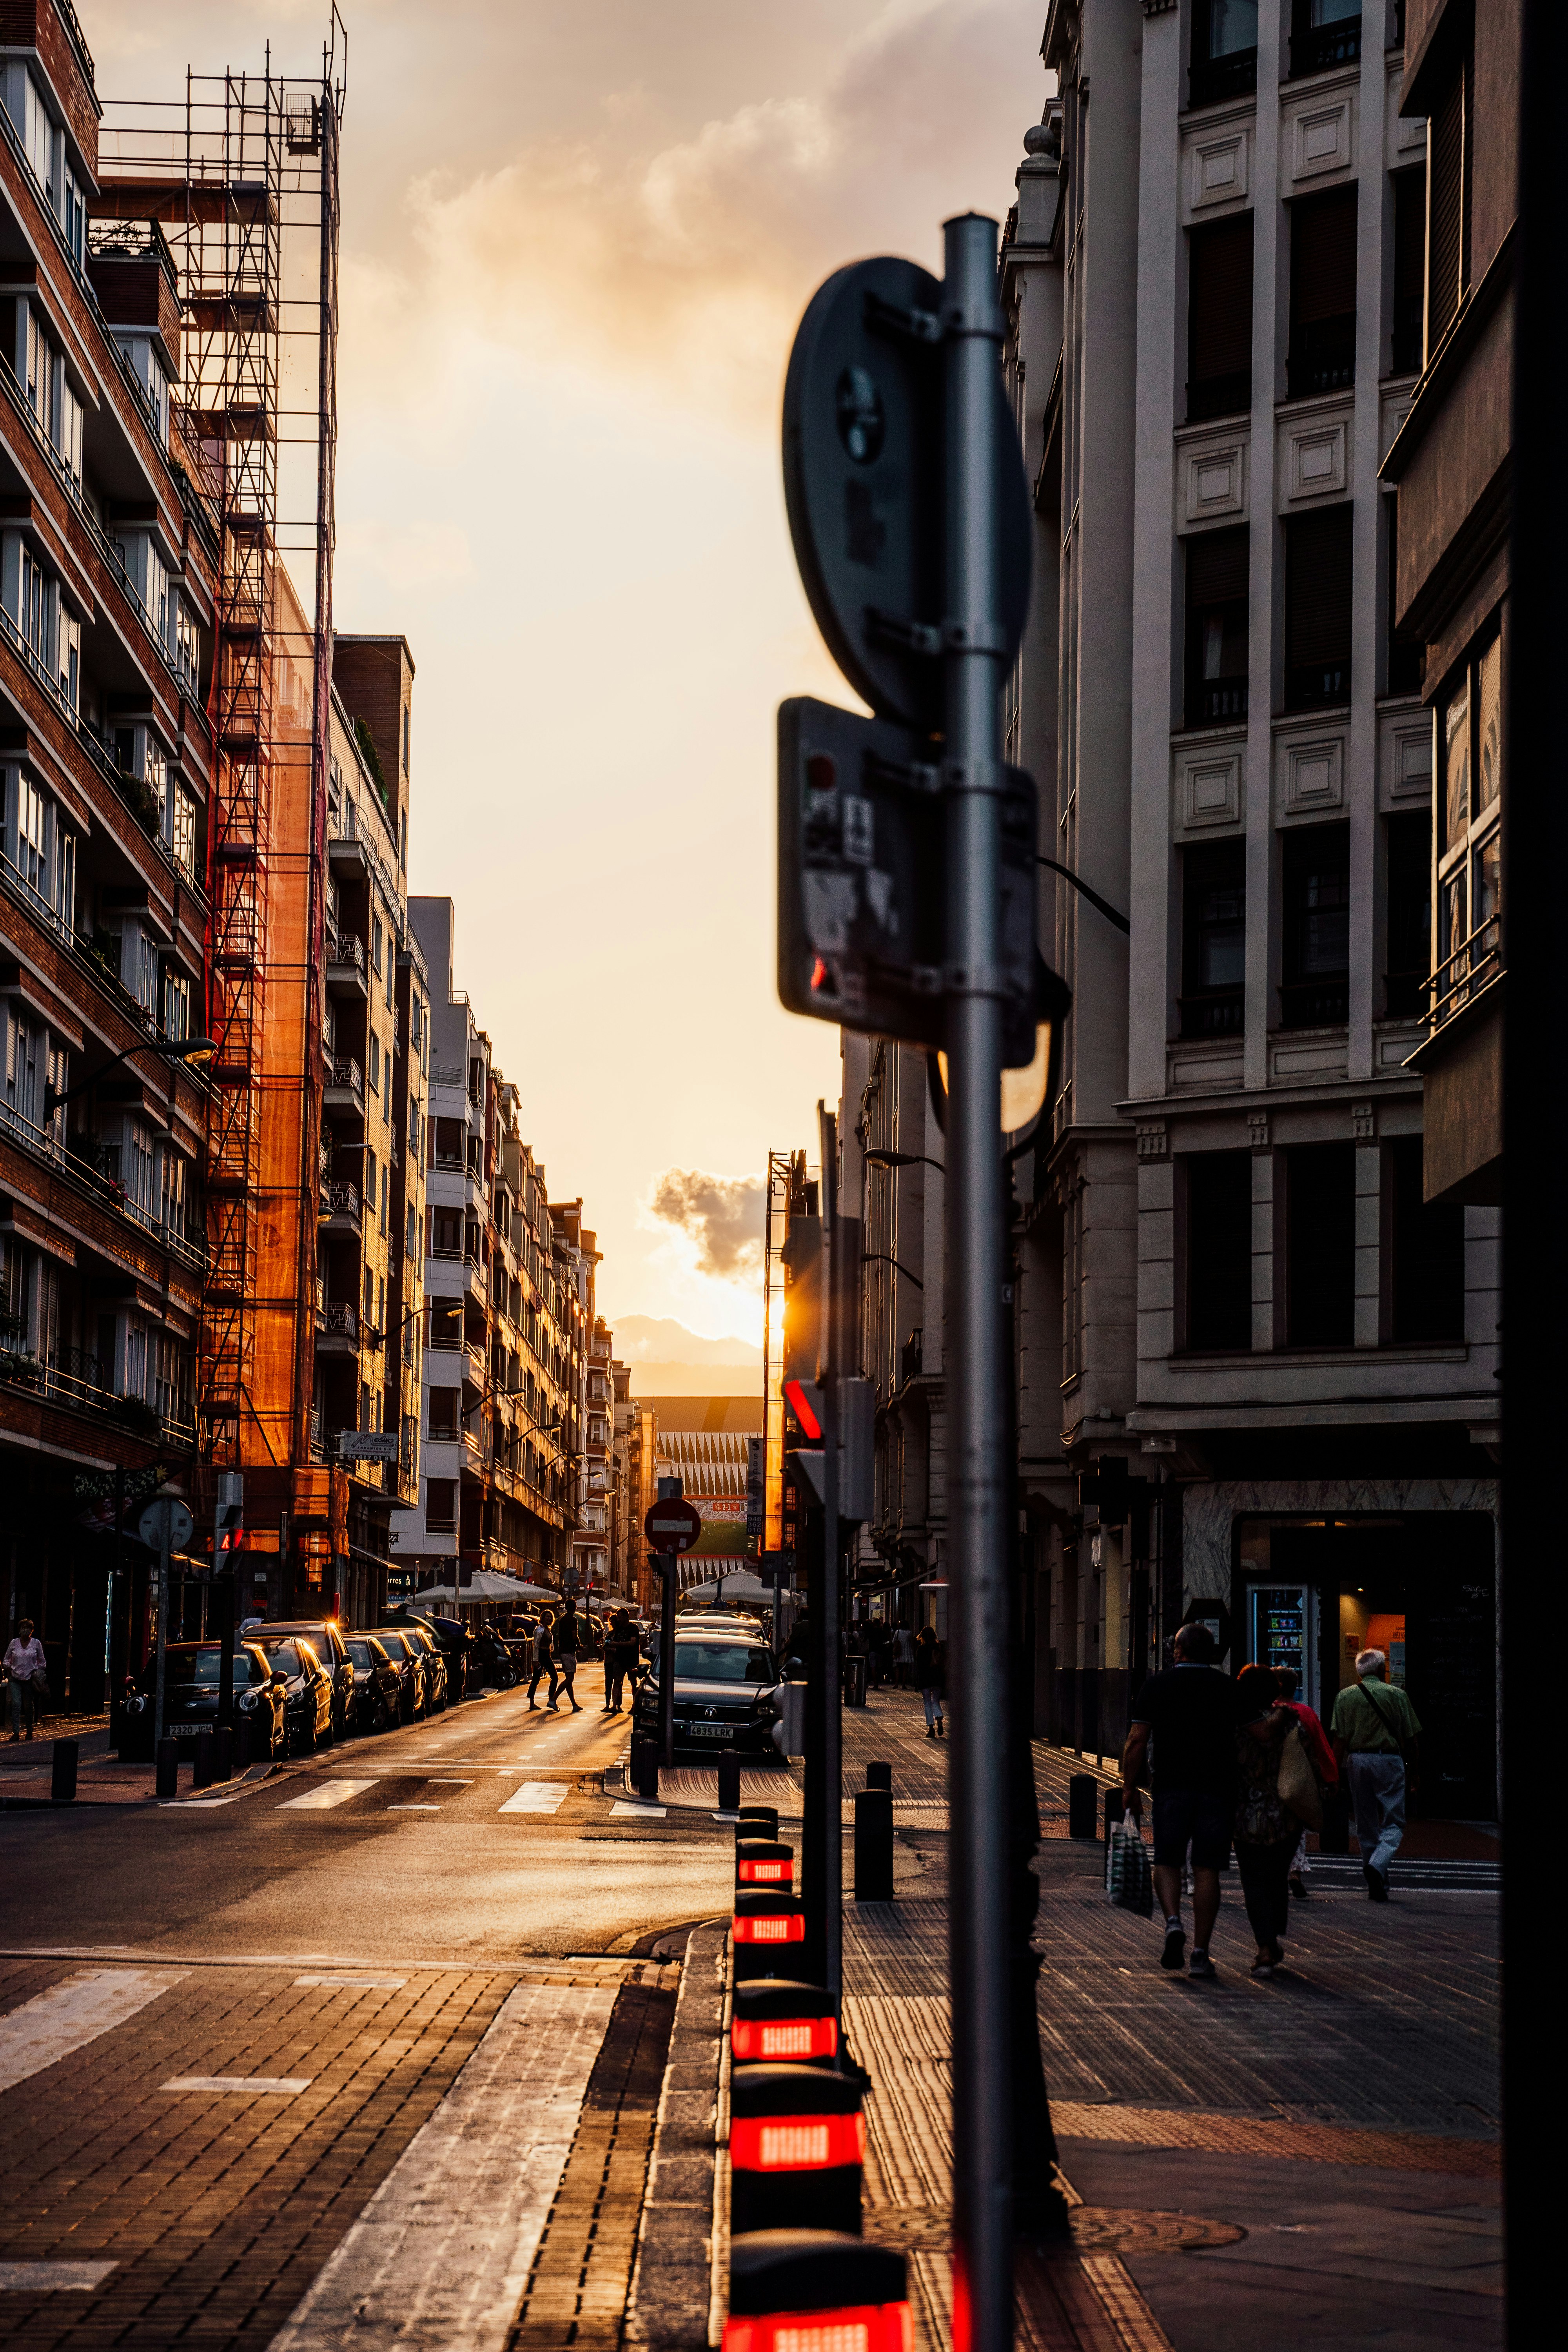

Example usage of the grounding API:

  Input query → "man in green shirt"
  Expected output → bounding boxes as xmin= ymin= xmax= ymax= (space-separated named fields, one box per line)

xmin=1330 ymin=1648 xmax=1422 ymax=1902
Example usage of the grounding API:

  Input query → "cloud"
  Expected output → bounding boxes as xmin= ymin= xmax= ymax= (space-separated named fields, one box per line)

xmin=647 ymin=1169 xmax=767 ymax=1279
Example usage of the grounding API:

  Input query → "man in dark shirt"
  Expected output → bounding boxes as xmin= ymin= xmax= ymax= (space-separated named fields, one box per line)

xmin=1121 ymin=1623 xmax=1248 ymax=1980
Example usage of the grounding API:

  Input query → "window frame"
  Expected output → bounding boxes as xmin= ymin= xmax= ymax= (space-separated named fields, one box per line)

xmin=1432 ymin=625 xmax=1503 ymax=1027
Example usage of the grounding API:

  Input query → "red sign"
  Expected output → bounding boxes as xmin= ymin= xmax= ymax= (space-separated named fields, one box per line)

xmin=644 ymin=1497 xmax=702 ymax=1553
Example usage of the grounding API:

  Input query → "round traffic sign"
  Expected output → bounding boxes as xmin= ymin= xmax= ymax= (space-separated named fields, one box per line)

xmin=782 ymin=254 xmax=1031 ymax=733
xmin=138 ymin=1497 xmax=194 ymax=1553
xmin=644 ymin=1497 xmax=702 ymax=1553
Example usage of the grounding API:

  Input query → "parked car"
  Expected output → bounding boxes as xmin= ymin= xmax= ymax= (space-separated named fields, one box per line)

xmin=120 ymin=1641 xmax=286 ymax=1762
xmin=467 ymin=1626 xmax=516 ymax=1690
xmin=390 ymin=1606 xmax=469 ymax=1701
xmin=343 ymin=1633 xmax=403 ymax=1734
xmin=246 ymin=1634 xmax=334 ymax=1755
xmin=250 ymin=1618 xmax=356 ymax=1738
xmin=632 ymin=1630 xmax=782 ymax=1757
xmin=372 ymin=1628 xmax=428 ymax=1722
xmin=399 ymin=1621 xmax=448 ymax=1709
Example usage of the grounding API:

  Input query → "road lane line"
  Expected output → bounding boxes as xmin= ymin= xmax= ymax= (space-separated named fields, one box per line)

xmin=0 ymin=1967 xmax=186 ymax=2095
xmin=267 ymin=1980 xmax=615 ymax=2352
xmin=0 ymin=2261 xmax=118 ymax=2291
xmin=278 ymin=1780 xmax=378 ymax=1811
xmin=498 ymin=1782 xmax=569 ymax=1815
xmin=163 ymin=2074 xmax=311 ymax=2094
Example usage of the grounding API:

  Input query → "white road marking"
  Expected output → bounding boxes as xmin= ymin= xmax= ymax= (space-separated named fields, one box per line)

xmin=294 ymin=1975 xmax=408 ymax=1989
xmin=163 ymin=2074 xmax=311 ymax=2094
xmin=428 ymin=1779 xmax=474 ymax=1785
xmin=0 ymin=1967 xmax=186 ymax=2095
xmin=267 ymin=1980 xmax=613 ymax=2352
xmin=387 ymin=1804 xmax=441 ymax=1811
xmin=278 ymin=1780 xmax=377 ymax=1811
xmin=611 ymin=1800 xmax=667 ymax=1819
xmin=498 ymin=1783 xmax=569 ymax=1815
xmin=0 ymin=2261 xmax=118 ymax=2291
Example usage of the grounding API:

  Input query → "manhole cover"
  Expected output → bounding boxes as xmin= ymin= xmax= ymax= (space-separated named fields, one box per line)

xmin=865 ymin=2207 xmax=1244 ymax=2254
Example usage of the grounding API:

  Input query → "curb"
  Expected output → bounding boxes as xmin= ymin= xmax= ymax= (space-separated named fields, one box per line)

xmin=626 ymin=1919 xmax=729 ymax=2352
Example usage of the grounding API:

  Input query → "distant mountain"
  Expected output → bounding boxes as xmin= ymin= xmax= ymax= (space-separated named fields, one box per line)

xmin=610 ymin=1314 xmax=761 ymax=1368
xmin=625 ymin=1363 xmax=762 ymax=1399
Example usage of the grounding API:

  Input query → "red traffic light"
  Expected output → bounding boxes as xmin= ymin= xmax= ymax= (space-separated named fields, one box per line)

xmin=783 ymin=1379 xmax=822 ymax=1441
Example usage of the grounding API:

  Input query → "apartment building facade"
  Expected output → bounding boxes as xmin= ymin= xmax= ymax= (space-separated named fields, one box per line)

xmin=993 ymin=0 xmax=1498 ymax=1812
xmin=1 ymin=2 xmax=215 ymax=1698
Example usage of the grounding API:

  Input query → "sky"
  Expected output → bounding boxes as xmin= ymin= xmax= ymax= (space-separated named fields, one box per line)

xmin=88 ymin=0 xmax=1047 ymax=1345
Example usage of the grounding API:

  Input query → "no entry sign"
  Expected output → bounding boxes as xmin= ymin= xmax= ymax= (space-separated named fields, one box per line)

xmin=644 ymin=1497 xmax=702 ymax=1553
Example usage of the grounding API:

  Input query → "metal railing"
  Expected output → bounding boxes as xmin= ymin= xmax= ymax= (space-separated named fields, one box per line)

xmin=320 ymin=1180 xmax=361 ymax=1222
xmin=1189 ymin=49 xmax=1257 ymax=108
xmin=326 ymin=1056 xmax=364 ymax=1101
xmin=1286 ymin=316 xmax=1356 ymax=401
xmin=326 ymin=930 xmax=366 ymax=975
xmin=1289 ymin=19 xmax=1361 ymax=79
xmin=0 ymin=1339 xmax=194 ymax=1446
xmin=1188 ymin=677 xmax=1248 ymax=727
xmin=0 ymin=1096 xmax=207 ymax=1268
xmin=1179 ymin=989 xmax=1245 ymax=1039
xmin=1278 ymin=976 xmax=1349 ymax=1029
xmin=322 ymin=1301 xmax=359 ymax=1342
xmin=1426 ymin=915 xmax=1503 ymax=1029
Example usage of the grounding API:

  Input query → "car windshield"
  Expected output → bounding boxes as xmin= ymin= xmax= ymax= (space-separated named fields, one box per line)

xmin=673 ymin=1642 xmax=776 ymax=1684
xmin=377 ymin=1632 xmax=410 ymax=1659
xmin=346 ymin=1639 xmax=382 ymax=1669
xmin=257 ymin=1639 xmax=307 ymax=1676
xmin=142 ymin=1645 xmax=267 ymax=1691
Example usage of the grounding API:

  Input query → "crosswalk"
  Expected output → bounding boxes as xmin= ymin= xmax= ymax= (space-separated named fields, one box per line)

xmin=276 ymin=1777 xmax=577 ymax=1816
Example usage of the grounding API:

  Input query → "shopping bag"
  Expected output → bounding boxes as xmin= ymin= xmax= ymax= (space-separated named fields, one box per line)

xmin=1278 ymin=1723 xmax=1322 ymax=1828
xmin=1105 ymin=1815 xmax=1153 ymax=1916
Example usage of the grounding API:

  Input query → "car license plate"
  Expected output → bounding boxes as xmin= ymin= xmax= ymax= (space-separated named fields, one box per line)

xmin=688 ymin=1723 xmax=732 ymax=1739
xmin=170 ymin=1725 xmax=201 ymax=1738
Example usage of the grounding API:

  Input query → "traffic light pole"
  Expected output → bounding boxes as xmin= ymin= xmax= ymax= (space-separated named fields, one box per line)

xmin=942 ymin=211 xmax=1014 ymax=2352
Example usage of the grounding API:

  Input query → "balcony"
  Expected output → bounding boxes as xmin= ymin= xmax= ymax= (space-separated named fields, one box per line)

xmin=1427 ymin=916 xmax=1502 ymax=1031
xmin=0 ymin=1339 xmax=195 ymax=1449
xmin=327 ymin=829 xmax=369 ymax=886
xmin=326 ymin=932 xmax=368 ymax=1002
xmin=1286 ymin=316 xmax=1356 ymax=401
xmin=1288 ymin=16 xmax=1360 ymax=80
xmin=0 ymin=1100 xmax=207 ymax=1271
xmin=1187 ymin=676 xmax=1249 ymax=728
xmin=1178 ymin=989 xmax=1245 ymax=1040
xmin=323 ymin=1057 xmax=365 ymax=1125
xmin=1285 ymin=660 xmax=1350 ymax=711
xmin=1189 ymin=47 xmax=1257 ymax=109
xmin=319 ymin=1180 xmax=362 ymax=1234
xmin=317 ymin=1300 xmax=360 ymax=1356
xmin=1278 ymin=976 xmax=1348 ymax=1029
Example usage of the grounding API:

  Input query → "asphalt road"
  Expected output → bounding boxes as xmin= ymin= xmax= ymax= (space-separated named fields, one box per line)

xmin=0 ymin=1664 xmax=741 ymax=1965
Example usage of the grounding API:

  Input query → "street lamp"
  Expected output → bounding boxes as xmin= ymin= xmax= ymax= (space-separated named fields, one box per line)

xmin=861 ymin=1250 xmax=924 ymax=1290
xmin=864 ymin=1148 xmax=945 ymax=1175
xmin=44 ymin=1034 xmax=216 ymax=1123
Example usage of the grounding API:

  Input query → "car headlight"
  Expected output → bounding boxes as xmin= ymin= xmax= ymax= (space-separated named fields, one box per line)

xmin=126 ymin=1694 xmax=147 ymax=1715
xmin=238 ymin=1690 xmax=258 ymax=1713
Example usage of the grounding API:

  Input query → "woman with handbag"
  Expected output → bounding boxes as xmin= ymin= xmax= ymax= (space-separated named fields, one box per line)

xmin=1273 ymin=1666 xmax=1336 ymax=1897
xmin=1233 ymin=1663 xmax=1310 ymax=1979
xmin=4 ymin=1618 xmax=46 ymax=1741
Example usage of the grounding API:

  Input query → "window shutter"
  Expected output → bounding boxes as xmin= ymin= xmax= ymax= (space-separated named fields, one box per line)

xmin=1285 ymin=506 xmax=1354 ymax=668
xmin=1188 ymin=214 xmax=1255 ymax=380
xmin=1291 ymin=185 xmax=1359 ymax=326
xmin=1187 ymin=525 xmax=1249 ymax=608
xmin=1426 ymin=60 xmax=1468 ymax=347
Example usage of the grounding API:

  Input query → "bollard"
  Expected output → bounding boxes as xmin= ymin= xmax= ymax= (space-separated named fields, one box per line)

xmin=718 ymin=1748 xmax=743 ymax=1817
xmin=156 ymin=1738 xmax=180 ymax=1801
xmin=633 ymin=1737 xmax=660 ymax=1802
xmin=234 ymin=1718 xmax=252 ymax=1773
xmin=866 ymin=1760 xmax=892 ymax=1793
xmin=1067 ymin=1772 xmax=1099 ymax=1839
xmin=194 ymin=1727 xmax=214 ymax=1790
xmin=737 ymin=1804 xmax=780 ymax=1841
xmin=731 ymin=1980 xmax=839 ymax=2068
xmin=50 ymin=1738 xmax=78 ymax=1804
xmin=728 ymin=2064 xmax=865 ymax=2236
xmin=737 ymin=1839 xmax=795 ymax=1891
xmin=725 ymin=2231 xmax=909 ymax=2352
xmin=733 ymin=1888 xmax=807 ymax=1981
xmin=853 ymin=1788 xmax=894 ymax=1902
xmin=213 ymin=1724 xmax=234 ymax=1784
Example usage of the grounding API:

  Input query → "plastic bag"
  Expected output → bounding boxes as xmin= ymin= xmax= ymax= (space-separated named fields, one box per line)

xmin=1105 ymin=1814 xmax=1153 ymax=1916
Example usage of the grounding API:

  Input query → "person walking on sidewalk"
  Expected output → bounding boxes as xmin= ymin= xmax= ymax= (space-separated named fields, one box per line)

xmin=1120 ymin=1622 xmax=1251 ymax=1981
xmin=1273 ymin=1664 xmax=1336 ymax=1898
xmin=1332 ymin=1648 xmax=1421 ymax=1901
xmin=603 ymin=1612 xmax=637 ymax=1714
xmin=1232 ymin=1664 xmax=1299 ymax=1978
xmin=528 ymin=1610 xmax=559 ymax=1711
xmin=4 ymin=1619 xmax=45 ymax=1740
xmin=553 ymin=1600 xmax=584 ymax=1713
xmin=894 ymin=1623 xmax=915 ymax=1688
xmin=914 ymin=1624 xmax=945 ymax=1738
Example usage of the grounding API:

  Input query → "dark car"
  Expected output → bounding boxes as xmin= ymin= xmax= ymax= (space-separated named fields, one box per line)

xmin=343 ymin=1634 xmax=403 ymax=1734
xmin=467 ymin=1626 xmax=516 ymax=1691
xmin=399 ymin=1622 xmax=448 ymax=1710
xmin=249 ymin=1618 xmax=356 ymax=1738
xmin=120 ymin=1641 xmax=287 ymax=1761
xmin=390 ymin=1606 xmax=469 ymax=1702
xmin=373 ymin=1628 xmax=428 ymax=1723
xmin=247 ymin=1634 xmax=335 ymax=1755
xmin=632 ymin=1631 xmax=782 ymax=1757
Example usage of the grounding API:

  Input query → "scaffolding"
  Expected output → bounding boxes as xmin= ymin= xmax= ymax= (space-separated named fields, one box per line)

xmin=95 ymin=18 xmax=345 ymax=1484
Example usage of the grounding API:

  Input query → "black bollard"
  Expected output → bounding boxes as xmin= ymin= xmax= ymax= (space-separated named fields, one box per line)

xmin=194 ymin=1727 xmax=214 ymax=1790
xmin=234 ymin=1718 xmax=252 ymax=1773
xmin=213 ymin=1724 xmax=234 ymax=1784
xmin=1067 ymin=1772 xmax=1098 ymax=1839
xmin=632 ymin=1736 xmax=660 ymax=1801
xmin=737 ymin=1838 xmax=795 ymax=1893
xmin=728 ymin=2063 xmax=864 ymax=2236
xmin=718 ymin=1747 xmax=742 ymax=1816
xmin=728 ymin=2232 xmax=907 ymax=2346
xmin=866 ymin=1760 xmax=891 ymax=1792
xmin=736 ymin=1804 xmax=779 ymax=1842
xmin=155 ymin=1738 xmax=180 ymax=1800
xmin=853 ymin=1787 xmax=894 ymax=1901
xmin=50 ymin=1738 xmax=78 ymax=1803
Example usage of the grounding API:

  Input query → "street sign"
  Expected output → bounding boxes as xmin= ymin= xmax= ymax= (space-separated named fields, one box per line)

xmin=339 ymin=1431 xmax=399 ymax=1462
xmin=644 ymin=1497 xmax=702 ymax=1553
xmin=139 ymin=1497 xmax=193 ymax=1553
xmin=782 ymin=256 xmax=1031 ymax=732
xmin=778 ymin=696 xmax=1039 ymax=1061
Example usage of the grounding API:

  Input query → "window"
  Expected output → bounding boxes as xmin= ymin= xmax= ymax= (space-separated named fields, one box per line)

xmin=162 ymin=965 xmax=192 ymax=1042
xmin=158 ymin=1145 xmax=188 ymax=1240
xmin=1186 ymin=215 xmax=1254 ymax=423
xmin=152 ymin=1334 xmax=189 ymax=1427
xmin=23 ymin=302 xmax=54 ymax=439
xmin=1184 ymin=527 xmax=1249 ymax=725
xmin=1190 ymin=0 xmax=1258 ymax=106
xmin=18 ymin=544 xmax=52 ymax=669
xmin=1281 ymin=822 xmax=1350 ymax=1027
xmin=380 ymin=1163 xmax=389 ymax=1235
xmin=1390 ymin=166 xmax=1427 ymax=376
xmin=1384 ymin=813 xmax=1430 ymax=1019
xmin=1385 ymin=498 xmax=1421 ymax=697
xmin=10 ymin=769 xmax=47 ymax=902
xmin=1386 ymin=1136 xmax=1464 ymax=1343
xmin=363 ymin=1265 xmax=375 ymax=1324
xmin=123 ymin=1318 xmax=149 ymax=1403
xmin=1180 ymin=839 xmax=1247 ymax=1036
xmin=402 ymin=704 xmax=410 ymax=773
xmin=371 ymin=914 xmax=383 ymax=977
xmin=3 ymin=1007 xmax=38 ymax=1133
xmin=57 ymin=608 xmax=80 ymax=708
xmin=1284 ymin=504 xmax=1353 ymax=708
xmin=429 ymin=1388 xmax=460 ymax=1438
xmin=434 ymin=1117 xmax=463 ymax=1167
xmin=123 ymin=1119 xmax=157 ymax=1216
xmin=1425 ymin=33 xmax=1472 ymax=357
xmin=174 ymin=601 xmax=198 ymax=691
xmin=1434 ymin=633 xmax=1502 ymax=1023
xmin=1288 ymin=186 xmax=1358 ymax=399
xmin=171 ymin=786 xmax=197 ymax=877
xmin=368 ymin=1031 xmax=381 ymax=1093
xmin=1284 ymin=1142 xmax=1355 ymax=1347
xmin=426 ymin=1478 xmax=457 ymax=1532
xmin=428 ymin=1297 xmax=462 ymax=1350
xmin=1289 ymin=0 xmax=1361 ymax=80
xmin=432 ymin=1206 xmax=462 ymax=1257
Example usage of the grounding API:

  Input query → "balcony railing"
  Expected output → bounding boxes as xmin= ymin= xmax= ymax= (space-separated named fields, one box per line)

xmin=323 ymin=1301 xmax=359 ymax=1342
xmin=1185 ymin=370 xmax=1252 ymax=425
xmin=1188 ymin=676 xmax=1249 ymax=728
xmin=1189 ymin=48 xmax=1257 ymax=107
xmin=326 ymin=1056 xmax=364 ymax=1102
xmin=1179 ymin=989 xmax=1245 ymax=1039
xmin=320 ymin=1180 xmax=362 ymax=1225
xmin=0 ymin=1098 xmax=206 ymax=1268
xmin=1278 ymin=976 xmax=1349 ymax=1029
xmin=327 ymin=930 xmax=366 ymax=976
xmin=1427 ymin=916 xmax=1503 ymax=1030
xmin=0 ymin=1339 xmax=194 ymax=1446
xmin=1289 ymin=18 xmax=1361 ymax=79
xmin=1285 ymin=660 xmax=1350 ymax=710
xmin=1286 ymin=315 xmax=1356 ymax=401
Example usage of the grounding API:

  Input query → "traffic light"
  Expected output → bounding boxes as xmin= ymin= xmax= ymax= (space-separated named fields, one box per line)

xmin=781 ymin=1211 xmax=823 ymax=1388
xmin=783 ymin=1377 xmax=824 ymax=1441
xmin=215 ymin=1472 xmax=243 ymax=1563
